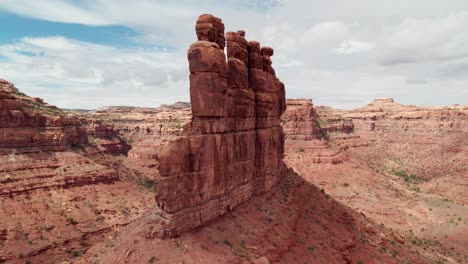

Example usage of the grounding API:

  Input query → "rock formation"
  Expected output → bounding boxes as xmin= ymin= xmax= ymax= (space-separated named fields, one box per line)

xmin=152 ymin=14 xmax=286 ymax=237
xmin=282 ymin=99 xmax=354 ymax=141
xmin=282 ymin=99 xmax=320 ymax=140
xmin=284 ymin=98 xmax=468 ymax=259
xmin=0 ymin=80 xmax=86 ymax=153
xmin=83 ymin=119 xmax=131 ymax=155
xmin=0 ymin=80 xmax=157 ymax=263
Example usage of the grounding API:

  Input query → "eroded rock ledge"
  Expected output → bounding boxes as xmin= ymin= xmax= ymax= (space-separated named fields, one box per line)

xmin=151 ymin=14 xmax=286 ymax=237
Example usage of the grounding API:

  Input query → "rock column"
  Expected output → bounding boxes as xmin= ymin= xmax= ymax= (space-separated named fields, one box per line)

xmin=153 ymin=14 xmax=286 ymax=238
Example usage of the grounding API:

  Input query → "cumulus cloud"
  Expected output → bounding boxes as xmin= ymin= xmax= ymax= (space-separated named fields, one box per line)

xmin=381 ymin=11 xmax=468 ymax=66
xmin=0 ymin=36 xmax=188 ymax=109
xmin=0 ymin=0 xmax=109 ymax=25
xmin=0 ymin=0 xmax=467 ymax=108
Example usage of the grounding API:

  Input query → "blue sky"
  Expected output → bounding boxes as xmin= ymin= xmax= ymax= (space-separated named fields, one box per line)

xmin=0 ymin=12 xmax=139 ymax=47
xmin=0 ymin=0 xmax=467 ymax=109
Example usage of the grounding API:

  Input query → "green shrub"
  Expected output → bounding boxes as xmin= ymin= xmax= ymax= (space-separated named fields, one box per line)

xmin=143 ymin=177 xmax=155 ymax=189
xmin=391 ymin=169 xmax=425 ymax=184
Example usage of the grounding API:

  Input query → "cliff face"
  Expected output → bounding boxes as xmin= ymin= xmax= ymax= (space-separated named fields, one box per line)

xmin=151 ymin=14 xmax=286 ymax=237
xmin=282 ymin=99 xmax=354 ymax=141
xmin=282 ymin=99 xmax=320 ymax=140
xmin=342 ymin=98 xmax=468 ymax=182
xmin=86 ymin=104 xmax=192 ymax=180
xmin=0 ymin=80 xmax=154 ymax=263
xmin=0 ymin=80 xmax=86 ymax=153
xmin=284 ymin=98 xmax=468 ymax=260
xmin=0 ymin=80 xmax=120 ymax=196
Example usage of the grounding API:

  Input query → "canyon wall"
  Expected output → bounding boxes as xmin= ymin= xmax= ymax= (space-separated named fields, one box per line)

xmin=282 ymin=99 xmax=320 ymax=140
xmin=0 ymin=80 xmax=86 ymax=153
xmin=338 ymin=98 xmax=468 ymax=180
xmin=0 ymin=80 xmax=156 ymax=263
xmin=152 ymin=14 xmax=286 ymax=237
xmin=284 ymin=98 xmax=468 ymax=258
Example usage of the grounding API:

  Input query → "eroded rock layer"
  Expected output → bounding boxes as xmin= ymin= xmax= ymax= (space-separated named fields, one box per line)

xmin=284 ymin=98 xmax=468 ymax=260
xmin=0 ymin=80 xmax=155 ymax=263
xmin=0 ymin=80 xmax=86 ymax=153
xmin=152 ymin=14 xmax=286 ymax=237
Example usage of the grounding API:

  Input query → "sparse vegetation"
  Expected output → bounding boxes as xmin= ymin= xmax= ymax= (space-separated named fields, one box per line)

xmin=21 ymin=99 xmax=64 ymax=116
xmin=319 ymin=129 xmax=330 ymax=141
xmin=391 ymin=169 xmax=426 ymax=184
xmin=143 ymin=177 xmax=155 ymax=189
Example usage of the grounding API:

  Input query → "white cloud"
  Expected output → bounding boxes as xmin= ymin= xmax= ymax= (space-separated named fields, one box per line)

xmin=300 ymin=21 xmax=350 ymax=47
xmin=0 ymin=0 xmax=467 ymax=108
xmin=335 ymin=40 xmax=375 ymax=54
xmin=21 ymin=36 xmax=83 ymax=50
xmin=0 ymin=36 xmax=188 ymax=109
xmin=381 ymin=11 xmax=468 ymax=65
xmin=0 ymin=0 xmax=109 ymax=25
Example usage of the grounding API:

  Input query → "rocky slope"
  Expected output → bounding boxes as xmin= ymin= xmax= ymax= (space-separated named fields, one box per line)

xmin=85 ymin=169 xmax=433 ymax=264
xmin=74 ymin=104 xmax=191 ymax=182
xmin=284 ymin=98 xmax=468 ymax=262
xmin=0 ymin=80 xmax=154 ymax=263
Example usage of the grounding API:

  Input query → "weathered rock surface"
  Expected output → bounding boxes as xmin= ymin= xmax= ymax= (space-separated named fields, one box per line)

xmin=83 ymin=119 xmax=130 ymax=155
xmin=87 ymin=169 xmax=432 ymax=264
xmin=284 ymin=97 xmax=468 ymax=260
xmin=0 ymin=80 xmax=155 ymax=263
xmin=282 ymin=99 xmax=320 ymax=140
xmin=282 ymin=99 xmax=354 ymax=141
xmin=71 ymin=103 xmax=191 ymax=180
xmin=150 ymin=14 xmax=286 ymax=237
xmin=0 ymin=80 xmax=86 ymax=153
xmin=342 ymin=97 xmax=468 ymax=182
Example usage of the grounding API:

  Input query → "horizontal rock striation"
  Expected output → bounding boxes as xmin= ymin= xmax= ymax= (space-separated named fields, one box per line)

xmin=0 ymin=81 xmax=157 ymax=263
xmin=283 ymin=99 xmax=354 ymax=141
xmin=0 ymin=80 xmax=124 ymax=196
xmin=0 ymin=80 xmax=86 ymax=153
xmin=151 ymin=14 xmax=286 ymax=237
xmin=84 ymin=119 xmax=130 ymax=155
xmin=282 ymin=99 xmax=320 ymax=140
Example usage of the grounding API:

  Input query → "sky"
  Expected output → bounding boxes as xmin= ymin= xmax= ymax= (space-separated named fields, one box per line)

xmin=0 ymin=0 xmax=467 ymax=109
